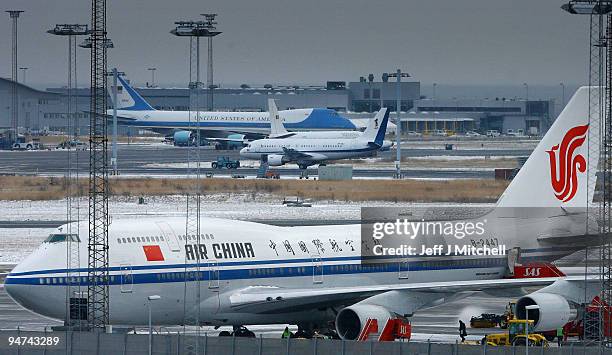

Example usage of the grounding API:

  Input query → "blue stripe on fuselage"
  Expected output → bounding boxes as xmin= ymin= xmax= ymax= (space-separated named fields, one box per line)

xmin=122 ymin=109 xmax=356 ymax=131
xmin=6 ymin=257 xmax=508 ymax=286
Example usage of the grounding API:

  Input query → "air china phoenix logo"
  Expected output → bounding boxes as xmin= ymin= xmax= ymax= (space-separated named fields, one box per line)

xmin=546 ymin=124 xmax=589 ymax=202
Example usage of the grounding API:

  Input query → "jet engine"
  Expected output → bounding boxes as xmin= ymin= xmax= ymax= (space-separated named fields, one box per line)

xmin=267 ymin=154 xmax=286 ymax=166
xmin=515 ymin=293 xmax=578 ymax=331
xmin=173 ymin=130 xmax=192 ymax=147
xmin=335 ymin=304 xmax=393 ymax=340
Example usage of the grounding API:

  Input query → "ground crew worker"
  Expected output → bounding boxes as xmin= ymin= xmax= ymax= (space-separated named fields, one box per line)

xmin=557 ymin=327 xmax=564 ymax=346
xmin=459 ymin=320 xmax=467 ymax=342
xmin=282 ymin=326 xmax=291 ymax=339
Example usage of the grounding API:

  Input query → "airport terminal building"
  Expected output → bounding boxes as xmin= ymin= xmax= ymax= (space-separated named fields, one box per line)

xmin=0 ymin=77 xmax=554 ymax=136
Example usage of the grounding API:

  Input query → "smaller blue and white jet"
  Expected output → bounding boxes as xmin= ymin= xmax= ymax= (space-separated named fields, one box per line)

xmin=240 ymin=107 xmax=391 ymax=169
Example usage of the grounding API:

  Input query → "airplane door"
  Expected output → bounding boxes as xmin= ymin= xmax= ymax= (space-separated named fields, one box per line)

xmin=208 ymin=260 xmax=219 ymax=289
xmin=312 ymin=255 xmax=323 ymax=284
xmin=398 ymin=258 xmax=409 ymax=279
xmin=120 ymin=264 xmax=133 ymax=293
xmin=155 ymin=222 xmax=181 ymax=252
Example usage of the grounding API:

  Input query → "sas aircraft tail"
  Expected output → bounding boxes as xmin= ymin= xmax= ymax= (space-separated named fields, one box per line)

xmin=108 ymin=75 xmax=155 ymax=111
xmin=497 ymin=87 xmax=598 ymax=208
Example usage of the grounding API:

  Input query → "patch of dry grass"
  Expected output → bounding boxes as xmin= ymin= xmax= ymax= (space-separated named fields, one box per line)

xmin=0 ymin=176 xmax=509 ymax=203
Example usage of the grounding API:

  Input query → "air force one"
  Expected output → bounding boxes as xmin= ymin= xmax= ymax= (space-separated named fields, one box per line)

xmin=107 ymin=75 xmax=356 ymax=142
xmin=240 ymin=107 xmax=392 ymax=169
xmin=5 ymin=87 xmax=602 ymax=339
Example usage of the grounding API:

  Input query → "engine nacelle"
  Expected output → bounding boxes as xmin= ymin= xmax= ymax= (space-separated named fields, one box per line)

xmin=515 ymin=293 xmax=578 ymax=331
xmin=173 ymin=130 xmax=192 ymax=146
xmin=267 ymin=154 xmax=286 ymax=166
xmin=335 ymin=304 xmax=393 ymax=340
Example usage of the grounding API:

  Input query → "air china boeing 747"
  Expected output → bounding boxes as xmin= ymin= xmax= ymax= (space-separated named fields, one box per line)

xmin=4 ymin=87 xmax=601 ymax=339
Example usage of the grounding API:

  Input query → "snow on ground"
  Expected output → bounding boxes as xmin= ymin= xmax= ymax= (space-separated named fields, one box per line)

xmin=0 ymin=196 xmax=493 ymax=264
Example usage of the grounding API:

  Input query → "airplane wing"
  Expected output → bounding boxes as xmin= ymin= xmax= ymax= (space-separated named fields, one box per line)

xmin=227 ymin=276 xmax=588 ymax=314
xmin=282 ymin=147 xmax=314 ymax=160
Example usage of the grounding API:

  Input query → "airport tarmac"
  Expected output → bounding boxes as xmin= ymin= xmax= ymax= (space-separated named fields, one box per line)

xmin=0 ymin=143 xmax=530 ymax=179
xmin=0 ymin=277 xmax=510 ymax=342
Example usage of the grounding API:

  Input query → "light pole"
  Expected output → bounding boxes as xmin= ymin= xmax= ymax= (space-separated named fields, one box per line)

xmin=7 ymin=10 xmax=24 ymax=142
xmin=433 ymin=83 xmax=437 ymax=102
xmin=147 ymin=295 xmax=161 ymax=355
xmin=147 ymin=67 xmax=157 ymax=88
xmin=108 ymin=69 xmax=125 ymax=175
xmin=19 ymin=67 xmax=28 ymax=84
xmin=48 ymin=24 xmax=89 ymax=139
xmin=387 ymin=69 xmax=411 ymax=179
xmin=201 ymin=14 xmax=222 ymax=111
xmin=368 ymin=73 xmax=374 ymax=112
xmin=560 ymin=82 xmax=566 ymax=113
xmin=525 ymin=304 xmax=539 ymax=353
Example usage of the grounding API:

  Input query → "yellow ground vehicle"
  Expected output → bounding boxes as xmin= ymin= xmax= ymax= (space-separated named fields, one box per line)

xmin=483 ymin=319 xmax=548 ymax=347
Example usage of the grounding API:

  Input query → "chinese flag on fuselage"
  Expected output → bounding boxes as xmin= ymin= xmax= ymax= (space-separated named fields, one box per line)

xmin=143 ymin=245 xmax=164 ymax=261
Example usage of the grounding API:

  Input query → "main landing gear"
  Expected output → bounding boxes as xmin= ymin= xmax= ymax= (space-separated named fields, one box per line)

xmin=218 ymin=325 xmax=256 ymax=338
xmin=298 ymin=165 xmax=310 ymax=179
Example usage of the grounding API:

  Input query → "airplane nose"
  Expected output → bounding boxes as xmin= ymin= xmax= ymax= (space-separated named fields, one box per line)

xmin=4 ymin=274 xmax=21 ymax=304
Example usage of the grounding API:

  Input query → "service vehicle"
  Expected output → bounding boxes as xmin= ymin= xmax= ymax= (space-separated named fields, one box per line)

xmin=211 ymin=156 xmax=240 ymax=169
xmin=483 ymin=319 xmax=548 ymax=347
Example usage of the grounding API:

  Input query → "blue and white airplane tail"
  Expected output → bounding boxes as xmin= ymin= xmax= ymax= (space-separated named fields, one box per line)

xmin=109 ymin=75 xmax=156 ymax=111
xmin=363 ymin=108 xmax=390 ymax=147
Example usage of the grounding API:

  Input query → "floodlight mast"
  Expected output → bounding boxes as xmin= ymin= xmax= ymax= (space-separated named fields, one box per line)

xmin=201 ymin=14 xmax=221 ymax=111
xmin=47 ymin=23 xmax=89 ymax=329
xmin=171 ymin=19 xmax=208 ymax=354
xmin=86 ymin=0 xmax=111 ymax=331
xmin=48 ymin=24 xmax=89 ymax=139
xmin=561 ymin=0 xmax=612 ymax=344
xmin=6 ymin=10 xmax=24 ymax=143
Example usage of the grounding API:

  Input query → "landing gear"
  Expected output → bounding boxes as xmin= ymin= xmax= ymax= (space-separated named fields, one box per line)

xmin=233 ymin=325 xmax=256 ymax=338
xmin=294 ymin=323 xmax=340 ymax=339
xmin=299 ymin=166 xmax=310 ymax=179
xmin=219 ymin=325 xmax=255 ymax=338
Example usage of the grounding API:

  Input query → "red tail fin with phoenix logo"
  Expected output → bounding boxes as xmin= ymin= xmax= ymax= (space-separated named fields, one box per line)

xmin=546 ymin=124 xmax=588 ymax=203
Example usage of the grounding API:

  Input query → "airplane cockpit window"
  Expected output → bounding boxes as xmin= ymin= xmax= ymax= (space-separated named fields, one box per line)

xmin=44 ymin=234 xmax=80 ymax=244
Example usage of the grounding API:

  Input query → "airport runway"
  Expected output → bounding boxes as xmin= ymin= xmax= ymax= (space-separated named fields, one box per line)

xmin=0 ymin=144 xmax=529 ymax=179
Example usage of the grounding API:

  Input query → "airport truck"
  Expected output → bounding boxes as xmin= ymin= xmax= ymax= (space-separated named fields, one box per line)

xmin=12 ymin=135 xmax=39 ymax=150
xmin=211 ymin=156 xmax=240 ymax=169
xmin=483 ymin=319 xmax=548 ymax=347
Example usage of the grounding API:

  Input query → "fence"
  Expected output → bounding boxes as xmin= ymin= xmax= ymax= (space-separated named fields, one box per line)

xmin=0 ymin=330 xmax=611 ymax=355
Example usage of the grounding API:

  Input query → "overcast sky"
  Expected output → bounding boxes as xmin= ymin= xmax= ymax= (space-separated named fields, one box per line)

xmin=0 ymin=0 xmax=591 ymax=91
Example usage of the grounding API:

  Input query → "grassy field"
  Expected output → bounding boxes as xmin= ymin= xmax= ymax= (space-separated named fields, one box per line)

xmin=0 ymin=176 xmax=509 ymax=203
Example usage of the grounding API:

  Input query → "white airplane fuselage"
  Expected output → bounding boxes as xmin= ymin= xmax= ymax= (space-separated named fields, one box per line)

xmin=5 ymin=211 xmax=583 ymax=327
xmin=240 ymin=137 xmax=386 ymax=163
xmin=110 ymin=109 xmax=356 ymax=136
